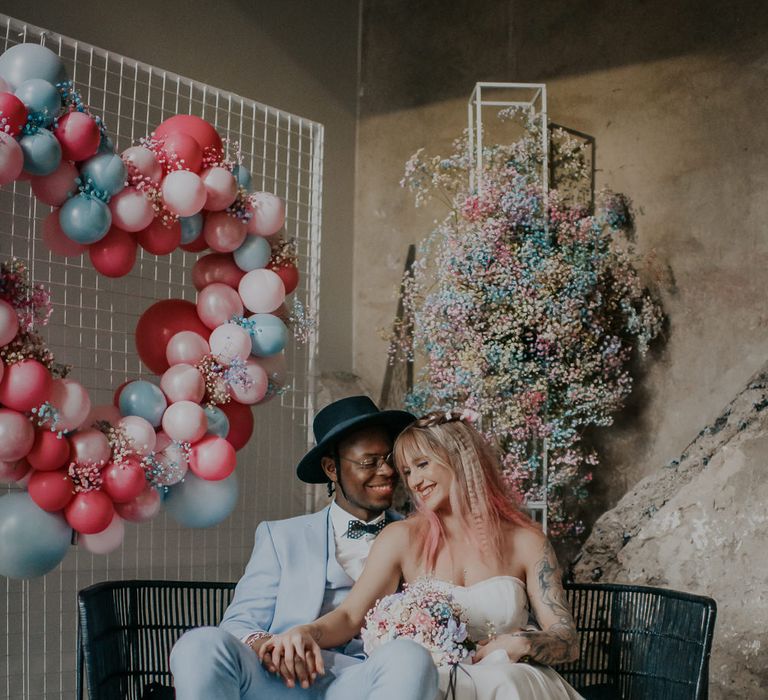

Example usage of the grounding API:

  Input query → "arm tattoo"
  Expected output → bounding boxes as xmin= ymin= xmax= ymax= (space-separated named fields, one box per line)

xmin=512 ymin=539 xmax=579 ymax=665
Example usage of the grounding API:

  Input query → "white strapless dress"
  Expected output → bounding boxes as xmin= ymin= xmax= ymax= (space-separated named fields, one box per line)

xmin=433 ymin=576 xmax=584 ymax=700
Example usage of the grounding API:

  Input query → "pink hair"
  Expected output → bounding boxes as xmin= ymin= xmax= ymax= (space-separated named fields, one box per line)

xmin=393 ymin=414 xmax=536 ymax=572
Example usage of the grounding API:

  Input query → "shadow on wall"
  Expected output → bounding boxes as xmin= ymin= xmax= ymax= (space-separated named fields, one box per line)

xmin=231 ymin=0 xmax=360 ymax=111
xmin=359 ymin=0 xmax=768 ymax=114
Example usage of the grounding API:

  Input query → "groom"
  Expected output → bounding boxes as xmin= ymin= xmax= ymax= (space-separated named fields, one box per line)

xmin=170 ymin=396 xmax=438 ymax=699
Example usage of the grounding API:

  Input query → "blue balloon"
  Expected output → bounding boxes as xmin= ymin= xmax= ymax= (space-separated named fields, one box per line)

xmin=232 ymin=164 xmax=252 ymax=190
xmin=248 ymin=313 xmax=289 ymax=357
xmin=15 ymin=79 xmax=61 ymax=125
xmin=180 ymin=213 xmax=204 ymax=244
xmin=165 ymin=472 xmax=238 ymax=528
xmin=59 ymin=194 xmax=112 ymax=244
xmin=204 ymin=405 xmax=230 ymax=438
xmin=80 ymin=153 xmax=127 ymax=197
xmin=119 ymin=380 xmax=168 ymax=428
xmin=233 ymin=235 xmax=271 ymax=272
xmin=0 ymin=43 xmax=64 ymax=90
xmin=19 ymin=129 xmax=62 ymax=176
xmin=0 ymin=492 xmax=71 ymax=579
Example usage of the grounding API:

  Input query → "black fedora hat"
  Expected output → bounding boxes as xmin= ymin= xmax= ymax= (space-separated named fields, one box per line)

xmin=296 ymin=396 xmax=415 ymax=484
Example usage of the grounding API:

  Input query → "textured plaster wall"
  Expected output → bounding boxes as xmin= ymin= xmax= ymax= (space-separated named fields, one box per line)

xmin=354 ymin=0 xmax=768 ymax=515
xmin=15 ymin=0 xmax=360 ymax=374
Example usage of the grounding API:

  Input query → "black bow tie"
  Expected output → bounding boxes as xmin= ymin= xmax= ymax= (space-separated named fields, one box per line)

xmin=345 ymin=519 xmax=386 ymax=539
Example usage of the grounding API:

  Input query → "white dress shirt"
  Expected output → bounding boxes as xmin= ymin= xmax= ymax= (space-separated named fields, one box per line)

xmin=329 ymin=500 xmax=385 ymax=581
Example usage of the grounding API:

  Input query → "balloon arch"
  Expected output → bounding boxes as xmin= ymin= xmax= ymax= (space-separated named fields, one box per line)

xmin=0 ymin=42 xmax=308 ymax=578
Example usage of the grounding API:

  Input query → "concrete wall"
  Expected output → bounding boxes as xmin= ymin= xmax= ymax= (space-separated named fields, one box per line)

xmin=354 ymin=0 xmax=768 ymax=515
xmin=15 ymin=0 xmax=360 ymax=375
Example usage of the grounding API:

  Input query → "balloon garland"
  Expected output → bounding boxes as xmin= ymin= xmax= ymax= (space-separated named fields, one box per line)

xmin=0 ymin=43 xmax=306 ymax=579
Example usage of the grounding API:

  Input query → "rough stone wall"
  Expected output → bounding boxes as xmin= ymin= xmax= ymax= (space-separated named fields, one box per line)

xmin=574 ymin=365 xmax=768 ymax=699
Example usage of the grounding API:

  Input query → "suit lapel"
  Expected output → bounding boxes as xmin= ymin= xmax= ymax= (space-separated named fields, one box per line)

xmin=298 ymin=506 xmax=330 ymax=619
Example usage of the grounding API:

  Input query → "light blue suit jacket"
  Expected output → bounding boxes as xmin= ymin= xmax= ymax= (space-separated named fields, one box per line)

xmin=219 ymin=505 xmax=400 ymax=642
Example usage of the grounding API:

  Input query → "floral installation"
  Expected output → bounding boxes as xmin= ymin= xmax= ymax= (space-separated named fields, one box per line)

xmin=394 ymin=108 xmax=664 ymax=538
xmin=362 ymin=578 xmax=475 ymax=667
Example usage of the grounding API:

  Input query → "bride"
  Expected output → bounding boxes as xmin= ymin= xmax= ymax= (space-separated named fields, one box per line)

xmin=261 ymin=412 xmax=584 ymax=699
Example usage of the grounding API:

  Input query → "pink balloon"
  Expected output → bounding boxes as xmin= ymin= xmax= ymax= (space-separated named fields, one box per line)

xmin=189 ymin=435 xmax=236 ymax=481
xmin=191 ymin=253 xmax=245 ymax=291
xmin=201 ymin=166 xmax=238 ymax=211
xmin=229 ymin=358 xmax=268 ymax=405
xmin=54 ymin=111 xmax=100 ymax=161
xmin=166 ymin=331 xmax=210 ymax=366
xmin=203 ymin=211 xmax=247 ymax=253
xmin=154 ymin=429 xmax=172 ymax=453
xmin=49 ymin=378 xmax=92 ymax=432
xmin=115 ymin=485 xmax=161 ymax=522
xmin=208 ymin=323 xmax=252 ymax=363
xmin=69 ymin=428 xmax=112 ymax=467
xmin=196 ymin=282 xmax=244 ymax=330
xmin=80 ymin=513 xmax=125 ymax=554
xmin=42 ymin=208 xmax=87 ymax=258
xmin=102 ymin=457 xmax=147 ymax=503
xmin=0 ymin=408 xmax=35 ymax=461
xmin=121 ymin=146 xmax=162 ymax=183
xmin=117 ymin=415 xmax=157 ymax=456
xmin=253 ymin=352 xmax=288 ymax=388
xmin=154 ymin=442 xmax=188 ymax=486
xmin=0 ymin=299 xmax=19 ymax=346
xmin=84 ymin=403 xmax=122 ymax=428
xmin=161 ymin=170 xmax=206 ymax=216
xmin=0 ymin=359 xmax=52 ymax=412
xmin=238 ymin=269 xmax=286 ymax=313
xmin=0 ymin=458 xmax=30 ymax=484
xmin=247 ymin=192 xmax=285 ymax=236
xmin=161 ymin=401 xmax=207 ymax=443
xmin=109 ymin=186 xmax=155 ymax=232
xmin=30 ymin=160 xmax=79 ymax=205
xmin=160 ymin=363 xmax=205 ymax=403
xmin=0 ymin=131 xmax=24 ymax=185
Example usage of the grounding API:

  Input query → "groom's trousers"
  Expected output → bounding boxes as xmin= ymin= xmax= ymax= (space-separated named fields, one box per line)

xmin=170 ymin=626 xmax=438 ymax=700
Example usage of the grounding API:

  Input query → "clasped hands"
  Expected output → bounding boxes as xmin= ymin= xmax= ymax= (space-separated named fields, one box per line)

xmin=257 ymin=626 xmax=534 ymax=687
xmin=257 ymin=625 xmax=325 ymax=689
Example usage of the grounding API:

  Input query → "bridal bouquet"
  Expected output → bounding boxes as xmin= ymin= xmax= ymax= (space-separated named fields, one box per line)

xmin=362 ymin=579 xmax=475 ymax=666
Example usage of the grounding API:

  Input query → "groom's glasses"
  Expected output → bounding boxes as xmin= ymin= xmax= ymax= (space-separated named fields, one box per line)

xmin=339 ymin=452 xmax=394 ymax=471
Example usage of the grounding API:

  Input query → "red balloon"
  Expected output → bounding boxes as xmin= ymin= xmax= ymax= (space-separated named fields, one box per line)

xmin=102 ymin=457 xmax=147 ymax=503
xmin=160 ymin=132 xmax=203 ymax=173
xmin=0 ymin=358 xmax=52 ymax=411
xmin=219 ymin=400 xmax=254 ymax=451
xmin=189 ymin=435 xmax=236 ymax=480
xmin=65 ymin=490 xmax=115 ymax=534
xmin=266 ymin=261 xmax=300 ymax=295
xmin=89 ymin=225 xmax=137 ymax=277
xmin=0 ymin=92 xmax=28 ymax=137
xmin=28 ymin=469 xmax=74 ymax=512
xmin=155 ymin=115 xmax=223 ymax=161
xmin=135 ymin=299 xmax=210 ymax=375
xmin=54 ymin=111 xmax=101 ymax=162
xmin=180 ymin=232 xmax=209 ymax=253
xmin=192 ymin=252 xmax=245 ymax=291
xmin=137 ymin=217 xmax=182 ymax=256
xmin=27 ymin=429 xmax=71 ymax=472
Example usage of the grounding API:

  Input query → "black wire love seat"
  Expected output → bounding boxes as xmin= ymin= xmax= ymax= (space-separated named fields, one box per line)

xmin=77 ymin=580 xmax=716 ymax=700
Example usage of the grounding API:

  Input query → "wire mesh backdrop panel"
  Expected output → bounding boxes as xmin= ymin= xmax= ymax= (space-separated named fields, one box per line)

xmin=0 ymin=14 xmax=322 ymax=700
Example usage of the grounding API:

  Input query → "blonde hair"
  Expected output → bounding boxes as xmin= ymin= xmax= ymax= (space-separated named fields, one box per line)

xmin=394 ymin=411 xmax=535 ymax=572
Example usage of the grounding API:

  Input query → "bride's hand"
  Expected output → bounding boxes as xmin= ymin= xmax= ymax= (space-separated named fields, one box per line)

xmin=473 ymin=632 xmax=532 ymax=663
xmin=258 ymin=625 xmax=325 ymax=688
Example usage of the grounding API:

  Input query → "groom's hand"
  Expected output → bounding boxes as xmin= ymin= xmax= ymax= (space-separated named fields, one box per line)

xmin=259 ymin=626 xmax=325 ymax=689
